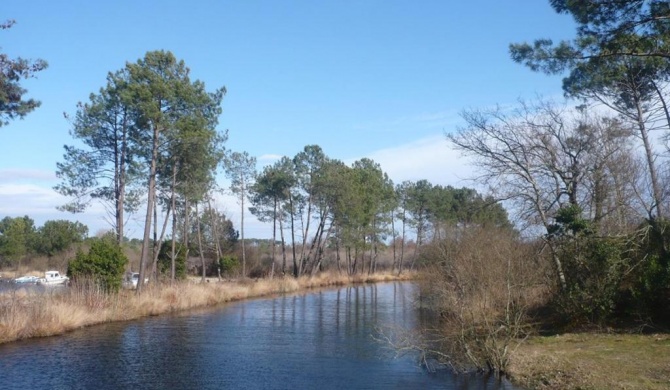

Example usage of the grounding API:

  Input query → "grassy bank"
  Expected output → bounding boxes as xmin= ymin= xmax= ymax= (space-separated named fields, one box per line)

xmin=0 ymin=271 xmax=414 ymax=345
xmin=508 ymin=333 xmax=670 ymax=389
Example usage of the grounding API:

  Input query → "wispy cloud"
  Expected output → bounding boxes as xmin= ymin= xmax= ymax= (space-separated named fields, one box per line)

xmin=353 ymin=109 xmax=462 ymax=133
xmin=0 ymin=183 xmax=111 ymax=234
xmin=0 ymin=184 xmax=62 ymax=208
xmin=258 ymin=154 xmax=284 ymax=162
xmin=359 ymin=135 xmax=478 ymax=189
xmin=0 ymin=168 xmax=57 ymax=182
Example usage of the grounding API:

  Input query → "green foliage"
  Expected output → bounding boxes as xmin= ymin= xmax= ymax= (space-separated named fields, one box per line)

xmin=0 ymin=216 xmax=36 ymax=266
xmin=627 ymin=221 xmax=670 ymax=322
xmin=559 ymin=237 xmax=627 ymax=325
xmin=34 ymin=220 xmax=88 ymax=257
xmin=55 ymin=68 xmax=142 ymax=230
xmin=549 ymin=205 xmax=627 ymax=325
xmin=547 ymin=204 xmax=591 ymax=238
xmin=510 ymin=1 xmax=670 ymax=73
xmin=0 ymin=20 xmax=48 ymax=126
xmin=67 ymin=238 xmax=128 ymax=292
xmin=218 ymin=255 xmax=238 ymax=275
xmin=157 ymin=241 xmax=187 ymax=280
xmin=397 ymin=181 xmax=512 ymax=239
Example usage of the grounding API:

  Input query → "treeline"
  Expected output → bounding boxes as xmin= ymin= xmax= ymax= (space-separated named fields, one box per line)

xmin=44 ymin=49 xmax=510 ymax=288
xmin=244 ymin=145 xmax=510 ymax=278
xmin=0 ymin=217 xmax=87 ymax=267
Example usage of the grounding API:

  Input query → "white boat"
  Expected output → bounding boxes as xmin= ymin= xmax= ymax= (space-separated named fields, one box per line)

xmin=14 ymin=275 xmax=40 ymax=284
xmin=37 ymin=270 xmax=69 ymax=286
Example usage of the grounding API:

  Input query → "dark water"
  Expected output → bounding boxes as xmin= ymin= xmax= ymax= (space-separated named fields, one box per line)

xmin=0 ymin=282 xmax=519 ymax=390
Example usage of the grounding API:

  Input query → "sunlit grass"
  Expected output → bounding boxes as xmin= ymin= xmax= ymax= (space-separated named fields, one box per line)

xmin=0 ymin=271 xmax=415 ymax=344
xmin=508 ymin=333 xmax=670 ymax=390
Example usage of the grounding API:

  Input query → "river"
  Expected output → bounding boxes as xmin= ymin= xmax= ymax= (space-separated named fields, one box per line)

xmin=0 ymin=282 xmax=519 ymax=389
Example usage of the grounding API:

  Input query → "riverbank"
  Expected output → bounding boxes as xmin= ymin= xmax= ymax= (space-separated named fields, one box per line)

xmin=0 ymin=271 xmax=415 ymax=345
xmin=508 ymin=333 xmax=670 ymax=389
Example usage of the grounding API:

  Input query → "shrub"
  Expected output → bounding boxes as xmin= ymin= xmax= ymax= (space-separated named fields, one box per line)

xmin=67 ymin=237 xmax=128 ymax=292
xmin=219 ymin=255 xmax=238 ymax=275
xmin=157 ymin=241 xmax=187 ymax=280
xmin=627 ymin=221 xmax=670 ymax=324
xmin=418 ymin=226 xmax=545 ymax=375
xmin=545 ymin=205 xmax=634 ymax=326
xmin=553 ymin=235 xmax=627 ymax=326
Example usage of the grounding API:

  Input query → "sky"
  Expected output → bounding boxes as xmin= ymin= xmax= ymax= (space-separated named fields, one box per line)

xmin=1 ymin=1 xmax=576 ymax=239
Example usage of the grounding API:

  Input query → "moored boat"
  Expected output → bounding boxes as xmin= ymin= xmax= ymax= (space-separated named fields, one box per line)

xmin=14 ymin=275 xmax=40 ymax=284
xmin=37 ymin=270 xmax=69 ymax=286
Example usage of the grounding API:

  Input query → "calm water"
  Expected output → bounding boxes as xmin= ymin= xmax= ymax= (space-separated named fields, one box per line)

xmin=0 ymin=282 xmax=519 ymax=389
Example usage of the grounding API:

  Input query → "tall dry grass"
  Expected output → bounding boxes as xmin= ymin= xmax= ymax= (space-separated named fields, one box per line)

xmin=0 ymin=271 xmax=415 ymax=344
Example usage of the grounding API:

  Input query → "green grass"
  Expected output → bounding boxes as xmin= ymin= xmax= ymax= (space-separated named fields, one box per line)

xmin=508 ymin=333 xmax=670 ymax=389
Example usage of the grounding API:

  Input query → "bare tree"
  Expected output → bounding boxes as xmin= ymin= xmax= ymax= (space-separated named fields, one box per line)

xmin=448 ymin=100 xmax=634 ymax=289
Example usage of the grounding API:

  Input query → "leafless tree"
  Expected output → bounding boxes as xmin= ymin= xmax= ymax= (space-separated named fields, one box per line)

xmin=448 ymin=100 xmax=636 ymax=289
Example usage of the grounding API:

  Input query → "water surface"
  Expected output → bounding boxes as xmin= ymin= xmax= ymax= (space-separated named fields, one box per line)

xmin=0 ymin=282 xmax=518 ymax=389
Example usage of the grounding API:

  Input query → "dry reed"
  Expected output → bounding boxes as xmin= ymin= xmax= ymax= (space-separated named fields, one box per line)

xmin=0 ymin=271 xmax=415 ymax=344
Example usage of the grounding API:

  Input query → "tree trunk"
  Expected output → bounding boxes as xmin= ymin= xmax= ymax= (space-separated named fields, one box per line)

xmin=137 ymin=124 xmax=159 ymax=295
xmin=207 ymin=196 xmax=221 ymax=280
xmin=240 ymin=175 xmax=247 ymax=279
xmin=301 ymin=213 xmax=325 ymax=276
xmin=635 ymin=98 xmax=665 ymax=219
xmin=335 ymin=225 xmax=342 ymax=274
xmin=116 ymin=119 xmax=127 ymax=246
xmin=195 ymin=202 xmax=206 ymax=282
xmin=151 ymin=197 xmax=159 ymax=280
xmin=279 ymin=210 xmax=287 ymax=275
xmin=398 ymin=209 xmax=406 ymax=275
xmin=170 ymin=181 xmax=177 ymax=283
xmin=289 ymin=193 xmax=297 ymax=277
xmin=169 ymin=163 xmax=178 ymax=282
xmin=311 ymin=222 xmax=332 ymax=277
xmin=183 ymin=198 xmax=190 ymax=260
xmin=299 ymin=192 xmax=313 ymax=267
xmin=391 ymin=213 xmax=397 ymax=273
xmin=151 ymin=203 xmax=171 ymax=280
xmin=270 ymin=197 xmax=277 ymax=279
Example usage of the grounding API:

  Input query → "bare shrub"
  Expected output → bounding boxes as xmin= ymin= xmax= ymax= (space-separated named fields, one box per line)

xmin=418 ymin=226 xmax=548 ymax=375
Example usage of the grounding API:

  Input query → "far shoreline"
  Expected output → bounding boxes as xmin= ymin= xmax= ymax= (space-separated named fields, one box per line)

xmin=0 ymin=271 xmax=416 ymax=345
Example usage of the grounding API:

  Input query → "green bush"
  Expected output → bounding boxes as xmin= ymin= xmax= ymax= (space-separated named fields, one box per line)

xmin=550 ymin=205 xmax=627 ymax=325
xmin=556 ymin=237 xmax=626 ymax=325
xmin=219 ymin=255 xmax=238 ymax=275
xmin=628 ymin=221 xmax=670 ymax=323
xmin=157 ymin=241 xmax=187 ymax=280
xmin=67 ymin=237 xmax=128 ymax=292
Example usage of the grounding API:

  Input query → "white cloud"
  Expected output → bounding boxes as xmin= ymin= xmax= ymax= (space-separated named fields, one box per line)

xmin=0 ymin=184 xmax=64 ymax=214
xmin=353 ymin=109 xmax=461 ymax=133
xmin=0 ymin=168 xmax=57 ymax=182
xmin=0 ymin=183 xmax=111 ymax=234
xmin=258 ymin=154 xmax=283 ymax=162
xmin=361 ymin=134 xmax=477 ymax=188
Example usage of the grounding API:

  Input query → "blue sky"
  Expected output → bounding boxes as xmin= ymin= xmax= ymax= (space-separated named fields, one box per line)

xmin=1 ymin=1 xmax=575 ymax=238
